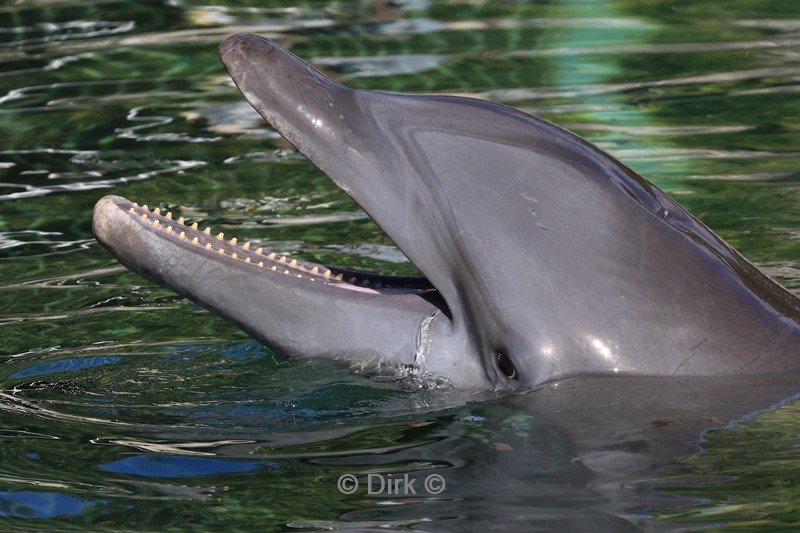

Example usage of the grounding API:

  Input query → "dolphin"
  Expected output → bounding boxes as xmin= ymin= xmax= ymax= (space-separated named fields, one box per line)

xmin=92 ymin=34 xmax=800 ymax=391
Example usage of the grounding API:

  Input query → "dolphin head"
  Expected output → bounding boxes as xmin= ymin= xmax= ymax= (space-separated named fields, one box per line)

xmin=93 ymin=34 xmax=800 ymax=391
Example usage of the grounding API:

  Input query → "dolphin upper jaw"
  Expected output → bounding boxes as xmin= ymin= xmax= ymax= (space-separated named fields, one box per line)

xmin=218 ymin=34 xmax=379 ymax=195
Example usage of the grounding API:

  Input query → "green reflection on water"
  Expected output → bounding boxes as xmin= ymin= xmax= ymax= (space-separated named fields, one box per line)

xmin=1 ymin=0 xmax=800 ymax=530
xmin=655 ymin=401 xmax=800 ymax=529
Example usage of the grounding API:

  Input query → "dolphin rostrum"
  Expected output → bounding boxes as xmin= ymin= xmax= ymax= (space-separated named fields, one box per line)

xmin=92 ymin=34 xmax=800 ymax=390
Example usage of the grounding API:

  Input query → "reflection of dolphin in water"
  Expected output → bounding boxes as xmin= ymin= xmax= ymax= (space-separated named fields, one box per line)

xmin=137 ymin=371 xmax=800 ymax=530
xmin=92 ymin=34 xmax=800 ymax=390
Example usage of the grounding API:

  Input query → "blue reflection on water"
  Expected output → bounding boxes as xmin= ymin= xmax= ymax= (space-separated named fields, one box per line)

xmin=9 ymin=356 xmax=122 ymax=379
xmin=10 ymin=356 xmax=122 ymax=379
xmin=99 ymin=455 xmax=279 ymax=478
xmin=0 ymin=491 xmax=101 ymax=518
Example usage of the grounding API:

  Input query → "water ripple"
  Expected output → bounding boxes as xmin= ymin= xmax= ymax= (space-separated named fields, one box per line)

xmin=0 ymin=158 xmax=206 ymax=201
xmin=493 ymin=66 xmax=800 ymax=101
xmin=116 ymin=107 xmax=222 ymax=143
xmin=0 ymin=231 xmax=93 ymax=256
xmin=505 ymin=37 xmax=800 ymax=57
xmin=0 ymin=1 xmax=799 ymax=529
xmin=0 ymin=20 xmax=134 ymax=47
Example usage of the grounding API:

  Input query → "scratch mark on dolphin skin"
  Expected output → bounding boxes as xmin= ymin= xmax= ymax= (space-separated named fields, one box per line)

xmin=672 ymin=341 xmax=708 ymax=375
xmin=689 ymin=338 xmax=708 ymax=351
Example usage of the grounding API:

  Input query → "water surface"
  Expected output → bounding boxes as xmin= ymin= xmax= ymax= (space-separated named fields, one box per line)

xmin=2 ymin=0 xmax=800 ymax=530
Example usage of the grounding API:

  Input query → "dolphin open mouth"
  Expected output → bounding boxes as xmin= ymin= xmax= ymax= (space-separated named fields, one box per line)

xmin=93 ymin=190 xmax=460 ymax=385
xmin=94 ymin=196 xmax=433 ymax=295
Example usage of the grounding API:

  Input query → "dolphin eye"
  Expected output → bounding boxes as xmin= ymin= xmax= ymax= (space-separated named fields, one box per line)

xmin=496 ymin=352 xmax=517 ymax=379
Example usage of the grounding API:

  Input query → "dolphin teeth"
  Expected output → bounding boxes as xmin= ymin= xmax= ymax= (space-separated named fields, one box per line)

xmin=166 ymin=212 xmax=173 ymax=220
xmin=205 ymin=243 xmax=212 ymax=251
xmin=179 ymin=232 xmax=186 ymax=240
xmin=243 ymin=242 xmax=250 ymax=250
xmin=230 ymin=237 xmax=237 ymax=245
xmin=203 ymin=227 xmax=211 ymax=235
xmin=132 ymin=202 xmax=138 ymax=207
xmin=267 ymin=252 xmax=276 ymax=260
xmin=256 ymin=247 xmax=263 ymax=255
xmin=140 ymin=213 xmax=148 ymax=221
xmin=297 ymin=274 xmax=302 ymax=278
xmin=152 ymin=220 xmax=161 ymax=229
xmin=231 ymin=252 xmax=238 ymax=259
xmin=279 ymin=256 xmax=287 ymax=264
xmin=216 ymin=232 xmax=224 ymax=240
xmin=348 ymin=277 xmax=356 ymax=284
xmin=165 ymin=226 xmax=173 ymax=235
xmin=217 ymin=248 xmax=225 ymax=256
xmin=154 ymin=207 xmax=161 ymax=215
xmin=245 ymin=257 xmax=251 ymax=263
xmin=334 ymin=273 xmax=343 ymax=281
xmin=257 ymin=261 xmax=264 ymax=267
xmin=311 ymin=267 xmax=319 ymax=274
xmin=178 ymin=217 xmax=185 ymax=225
xmin=270 ymin=266 xmax=277 ymax=271
xmin=290 ymin=259 xmax=298 ymax=267
xmin=191 ymin=222 xmax=198 ymax=230
xmin=129 ymin=207 xmax=135 ymax=213
xmin=323 ymin=269 xmax=331 ymax=279
xmin=191 ymin=237 xmax=199 ymax=245
xmin=283 ymin=269 xmax=290 ymax=275
xmin=142 ymin=204 xmax=149 ymax=211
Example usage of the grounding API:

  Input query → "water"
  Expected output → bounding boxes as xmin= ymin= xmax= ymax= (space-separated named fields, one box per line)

xmin=1 ymin=0 xmax=800 ymax=530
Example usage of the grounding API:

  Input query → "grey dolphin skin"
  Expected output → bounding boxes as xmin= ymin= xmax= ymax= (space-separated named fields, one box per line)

xmin=92 ymin=34 xmax=800 ymax=391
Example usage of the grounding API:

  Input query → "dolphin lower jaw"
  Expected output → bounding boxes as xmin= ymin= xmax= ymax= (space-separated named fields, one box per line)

xmin=92 ymin=195 xmax=447 ymax=372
